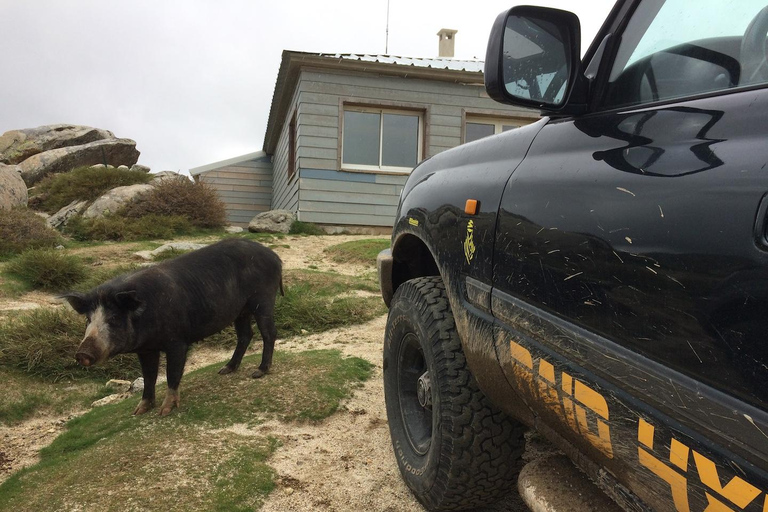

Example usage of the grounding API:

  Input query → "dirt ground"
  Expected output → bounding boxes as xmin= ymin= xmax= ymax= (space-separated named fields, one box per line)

xmin=0 ymin=235 xmax=537 ymax=511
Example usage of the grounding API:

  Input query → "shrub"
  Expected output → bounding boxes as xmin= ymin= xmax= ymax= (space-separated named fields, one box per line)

xmin=121 ymin=177 xmax=226 ymax=228
xmin=64 ymin=214 xmax=193 ymax=242
xmin=6 ymin=249 xmax=87 ymax=292
xmin=289 ymin=221 xmax=325 ymax=235
xmin=0 ymin=208 xmax=62 ymax=257
xmin=29 ymin=166 xmax=152 ymax=214
xmin=0 ymin=308 xmax=140 ymax=381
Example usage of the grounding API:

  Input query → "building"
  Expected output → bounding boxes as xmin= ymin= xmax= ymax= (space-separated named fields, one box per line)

xmin=193 ymin=37 xmax=538 ymax=229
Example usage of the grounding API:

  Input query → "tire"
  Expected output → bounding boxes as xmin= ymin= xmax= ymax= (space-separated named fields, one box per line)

xmin=383 ymin=276 xmax=526 ymax=511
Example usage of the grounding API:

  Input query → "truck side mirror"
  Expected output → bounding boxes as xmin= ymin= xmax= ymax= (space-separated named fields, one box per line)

xmin=485 ymin=6 xmax=581 ymax=112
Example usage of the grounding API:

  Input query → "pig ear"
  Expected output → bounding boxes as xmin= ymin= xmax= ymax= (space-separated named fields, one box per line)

xmin=115 ymin=290 xmax=145 ymax=314
xmin=58 ymin=293 xmax=91 ymax=315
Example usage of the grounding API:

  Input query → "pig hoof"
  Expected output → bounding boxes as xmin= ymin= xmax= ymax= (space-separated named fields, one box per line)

xmin=159 ymin=392 xmax=180 ymax=416
xmin=251 ymin=369 xmax=268 ymax=379
xmin=218 ymin=365 xmax=235 ymax=375
xmin=133 ymin=399 xmax=155 ymax=415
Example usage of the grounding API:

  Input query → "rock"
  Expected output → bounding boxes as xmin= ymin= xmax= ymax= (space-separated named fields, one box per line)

xmin=130 ymin=377 xmax=144 ymax=393
xmin=55 ymin=245 xmax=64 ymax=250
xmin=47 ymin=199 xmax=88 ymax=228
xmin=0 ymin=163 xmax=27 ymax=210
xmin=117 ymin=165 xmax=130 ymax=171
xmin=130 ymin=164 xmax=151 ymax=173
xmin=19 ymin=138 xmax=140 ymax=186
xmin=83 ymin=183 xmax=153 ymax=218
xmin=92 ymin=393 xmax=130 ymax=408
xmin=248 ymin=209 xmax=296 ymax=234
xmin=151 ymin=171 xmax=189 ymax=183
xmin=89 ymin=164 xmax=115 ymax=171
xmin=134 ymin=242 xmax=207 ymax=261
xmin=225 ymin=226 xmax=244 ymax=234
xmin=0 ymin=124 xmax=114 ymax=165
xmin=106 ymin=379 xmax=131 ymax=393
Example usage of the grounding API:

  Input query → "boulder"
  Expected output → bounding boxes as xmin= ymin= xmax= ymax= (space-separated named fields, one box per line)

xmin=0 ymin=163 xmax=27 ymax=210
xmin=130 ymin=377 xmax=145 ymax=393
xmin=134 ymin=242 xmax=207 ymax=261
xmin=0 ymin=124 xmax=114 ymax=165
xmin=151 ymin=170 xmax=189 ymax=183
xmin=131 ymin=164 xmax=151 ymax=173
xmin=83 ymin=183 xmax=153 ymax=218
xmin=106 ymin=379 xmax=132 ymax=393
xmin=117 ymin=165 xmax=130 ymax=171
xmin=248 ymin=209 xmax=296 ymax=234
xmin=225 ymin=226 xmax=244 ymax=234
xmin=19 ymin=138 xmax=141 ymax=186
xmin=47 ymin=199 xmax=88 ymax=228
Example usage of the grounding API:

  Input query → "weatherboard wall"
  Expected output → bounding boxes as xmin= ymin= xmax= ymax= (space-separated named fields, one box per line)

xmin=272 ymin=67 xmax=537 ymax=226
xmin=197 ymin=157 xmax=273 ymax=226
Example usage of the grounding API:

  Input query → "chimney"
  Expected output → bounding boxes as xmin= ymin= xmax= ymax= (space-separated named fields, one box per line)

xmin=437 ymin=28 xmax=458 ymax=58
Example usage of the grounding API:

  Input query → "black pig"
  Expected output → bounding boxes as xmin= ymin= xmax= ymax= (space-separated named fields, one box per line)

xmin=60 ymin=238 xmax=283 ymax=416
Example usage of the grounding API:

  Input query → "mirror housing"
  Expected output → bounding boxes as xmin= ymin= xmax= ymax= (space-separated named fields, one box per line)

xmin=485 ymin=6 xmax=583 ymax=114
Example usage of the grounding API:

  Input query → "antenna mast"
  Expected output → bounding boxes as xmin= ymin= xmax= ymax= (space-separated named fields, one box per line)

xmin=385 ymin=0 xmax=390 ymax=54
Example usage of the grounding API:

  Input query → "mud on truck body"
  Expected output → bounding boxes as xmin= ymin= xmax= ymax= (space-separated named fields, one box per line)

xmin=378 ymin=1 xmax=768 ymax=510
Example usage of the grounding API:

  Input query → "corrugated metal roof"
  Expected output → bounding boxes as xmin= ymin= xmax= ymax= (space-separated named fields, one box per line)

xmin=316 ymin=53 xmax=484 ymax=73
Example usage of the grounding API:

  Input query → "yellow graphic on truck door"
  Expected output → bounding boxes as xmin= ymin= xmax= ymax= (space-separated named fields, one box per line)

xmin=464 ymin=220 xmax=476 ymax=264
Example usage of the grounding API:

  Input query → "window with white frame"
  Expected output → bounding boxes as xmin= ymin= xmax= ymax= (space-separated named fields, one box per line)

xmin=464 ymin=116 xmax=523 ymax=143
xmin=341 ymin=106 xmax=423 ymax=173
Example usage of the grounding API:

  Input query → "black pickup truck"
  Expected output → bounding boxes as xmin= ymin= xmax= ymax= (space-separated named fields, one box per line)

xmin=378 ymin=1 xmax=768 ymax=510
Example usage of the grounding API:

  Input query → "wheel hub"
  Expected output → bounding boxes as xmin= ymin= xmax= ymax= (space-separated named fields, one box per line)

xmin=417 ymin=371 xmax=432 ymax=410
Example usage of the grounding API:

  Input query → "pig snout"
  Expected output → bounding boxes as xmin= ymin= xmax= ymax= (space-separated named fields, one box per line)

xmin=75 ymin=351 xmax=95 ymax=367
xmin=75 ymin=336 xmax=108 ymax=367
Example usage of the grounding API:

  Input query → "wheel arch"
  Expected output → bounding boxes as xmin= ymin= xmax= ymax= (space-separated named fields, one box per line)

xmin=391 ymin=233 xmax=441 ymax=298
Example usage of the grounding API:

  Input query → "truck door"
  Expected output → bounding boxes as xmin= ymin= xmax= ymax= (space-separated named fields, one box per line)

xmin=491 ymin=2 xmax=768 ymax=511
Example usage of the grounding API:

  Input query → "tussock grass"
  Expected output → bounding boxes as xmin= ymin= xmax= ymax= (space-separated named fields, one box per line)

xmin=325 ymin=238 xmax=390 ymax=265
xmin=0 ymin=208 xmax=61 ymax=258
xmin=121 ymin=177 xmax=226 ymax=228
xmin=0 ymin=350 xmax=372 ymax=510
xmin=64 ymin=213 xmax=194 ymax=242
xmin=6 ymin=249 xmax=87 ymax=292
xmin=28 ymin=166 xmax=152 ymax=214
xmin=289 ymin=220 xmax=325 ymax=235
xmin=0 ymin=307 xmax=141 ymax=382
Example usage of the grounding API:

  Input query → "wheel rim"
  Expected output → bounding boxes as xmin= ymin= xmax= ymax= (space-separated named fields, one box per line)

xmin=397 ymin=332 xmax=433 ymax=455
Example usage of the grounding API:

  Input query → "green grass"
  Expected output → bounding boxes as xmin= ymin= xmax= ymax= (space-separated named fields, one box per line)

xmin=204 ymin=269 xmax=383 ymax=347
xmin=289 ymin=220 xmax=325 ymax=235
xmin=151 ymin=247 xmax=194 ymax=262
xmin=0 ymin=350 xmax=373 ymax=511
xmin=0 ymin=368 xmax=113 ymax=425
xmin=29 ymin=166 xmax=152 ymax=214
xmin=324 ymin=238 xmax=390 ymax=265
xmin=5 ymin=249 xmax=87 ymax=292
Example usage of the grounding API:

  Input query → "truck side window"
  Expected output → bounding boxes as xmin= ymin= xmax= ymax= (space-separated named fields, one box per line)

xmin=603 ymin=0 xmax=768 ymax=109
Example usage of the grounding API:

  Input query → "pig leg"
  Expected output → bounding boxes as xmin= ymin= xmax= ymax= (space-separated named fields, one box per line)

xmin=159 ymin=344 xmax=188 ymax=416
xmin=133 ymin=351 xmax=160 ymax=415
xmin=218 ymin=312 xmax=253 ymax=375
xmin=252 ymin=314 xmax=277 ymax=379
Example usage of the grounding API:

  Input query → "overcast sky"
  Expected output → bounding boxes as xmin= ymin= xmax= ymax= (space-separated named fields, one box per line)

xmin=0 ymin=0 xmax=614 ymax=174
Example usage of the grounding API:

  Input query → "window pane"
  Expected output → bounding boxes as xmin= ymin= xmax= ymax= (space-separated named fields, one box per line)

xmin=382 ymin=113 xmax=419 ymax=168
xmin=502 ymin=125 xmax=518 ymax=132
xmin=604 ymin=0 xmax=763 ymax=108
xmin=466 ymin=122 xmax=495 ymax=143
xmin=343 ymin=111 xmax=380 ymax=166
